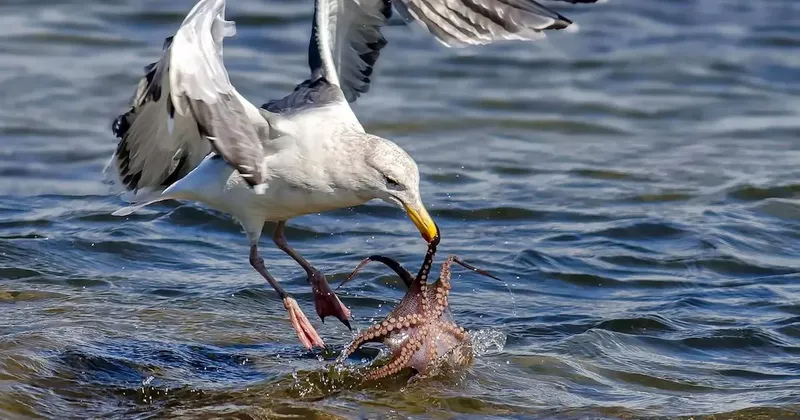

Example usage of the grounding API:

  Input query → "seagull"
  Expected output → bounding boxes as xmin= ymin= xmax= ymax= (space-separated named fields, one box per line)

xmin=106 ymin=0 xmax=595 ymax=349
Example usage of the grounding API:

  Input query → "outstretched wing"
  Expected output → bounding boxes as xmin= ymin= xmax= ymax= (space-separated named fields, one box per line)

xmin=308 ymin=0 xmax=392 ymax=103
xmin=308 ymin=0 xmax=596 ymax=103
xmin=392 ymin=0 xmax=577 ymax=46
xmin=108 ymin=0 xmax=269 ymax=197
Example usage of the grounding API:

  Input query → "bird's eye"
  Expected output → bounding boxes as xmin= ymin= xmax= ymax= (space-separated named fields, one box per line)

xmin=383 ymin=175 xmax=401 ymax=188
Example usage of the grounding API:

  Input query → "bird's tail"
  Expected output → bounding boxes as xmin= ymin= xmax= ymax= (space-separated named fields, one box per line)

xmin=111 ymin=196 xmax=169 ymax=217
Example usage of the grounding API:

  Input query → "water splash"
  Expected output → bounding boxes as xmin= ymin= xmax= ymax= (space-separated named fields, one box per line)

xmin=470 ymin=328 xmax=507 ymax=356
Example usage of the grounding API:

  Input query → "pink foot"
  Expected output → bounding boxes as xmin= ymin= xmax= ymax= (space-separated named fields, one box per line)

xmin=283 ymin=297 xmax=325 ymax=349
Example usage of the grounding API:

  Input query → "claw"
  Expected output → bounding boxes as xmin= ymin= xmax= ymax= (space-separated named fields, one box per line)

xmin=310 ymin=270 xmax=351 ymax=326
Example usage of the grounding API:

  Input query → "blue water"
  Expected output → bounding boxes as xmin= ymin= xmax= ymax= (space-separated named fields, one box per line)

xmin=1 ymin=0 xmax=799 ymax=418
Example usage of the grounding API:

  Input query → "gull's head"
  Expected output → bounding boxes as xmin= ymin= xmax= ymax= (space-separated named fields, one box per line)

xmin=363 ymin=137 xmax=437 ymax=243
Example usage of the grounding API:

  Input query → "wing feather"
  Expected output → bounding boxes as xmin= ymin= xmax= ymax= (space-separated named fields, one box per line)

xmin=306 ymin=0 xmax=596 ymax=103
xmin=108 ymin=0 xmax=268 ymax=197
xmin=394 ymin=0 xmax=575 ymax=47
xmin=310 ymin=0 xmax=392 ymax=102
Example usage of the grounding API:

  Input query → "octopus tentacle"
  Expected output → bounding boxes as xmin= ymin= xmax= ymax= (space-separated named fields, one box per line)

xmin=423 ymin=257 xmax=455 ymax=320
xmin=410 ymin=234 xmax=439 ymax=294
xmin=364 ymin=326 xmax=430 ymax=381
xmin=342 ymin=312 xmax=429 ymax=359
xmin=337 ymin=255 xmax=414 ymax=290
xmin=438 ymin=256 xmax=455 ymax=291
xmin=340 ymin=231 xmax=500 ymax=383
xmin=451 ymin=257 xmax=501 ymax=281
xmin=341 ymin=322 xmax=390 ymax=358
xmin=439 ymin=321 xmax=469 ymax=342
xmin=419 ymin=283 xmax=429 ymax=315
xmin=426 ymin=327 xmax=438 ymax=367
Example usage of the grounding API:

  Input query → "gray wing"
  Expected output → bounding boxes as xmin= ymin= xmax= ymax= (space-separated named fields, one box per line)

xmin=392 ymin=0 xmax=578 ymax=46
xmin=109 ymin=0 xmax=268 ymax=195
xmin=262 ymin=78 xmax=346 ymax=115
xmin=307 ymin=0 xmax=596 ymax=103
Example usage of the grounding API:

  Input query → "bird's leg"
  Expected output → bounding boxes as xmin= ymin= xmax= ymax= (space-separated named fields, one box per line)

xmin=249 ymin=244 xmax=324 ymax=350
xmin=272 ymin=222 xmax=351 ymax=328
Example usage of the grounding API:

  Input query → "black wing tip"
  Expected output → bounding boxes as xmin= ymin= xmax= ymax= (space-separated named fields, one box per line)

xmin=113 ymin=135 xmax=141 ymax=191
xmin=380 ymin=0 xmax=392 ymax=18
xmin=111 ymin=103 xmax=143 ymax=191
xmin=542 ymin=0 xmax=604 ymax=30
xmin=108 ymin=34 xmax=180 ymax=193
xmin=546 ymin=15 xmax=573 ymax=30
xmin=162 ymin=36 xmax=174 ymax=50
xmin=121 ymin=170 xmax=142 ymax=191
xmin=111 ymin=110 xmax=132 ymax=139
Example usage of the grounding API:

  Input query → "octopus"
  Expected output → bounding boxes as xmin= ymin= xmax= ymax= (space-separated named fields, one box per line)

xmin=337 ymin=233 xmax=498 ymax=381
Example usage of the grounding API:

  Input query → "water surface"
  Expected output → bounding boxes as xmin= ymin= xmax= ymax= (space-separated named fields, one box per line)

xmin=1 ymin=0 xmax=800 ymax=418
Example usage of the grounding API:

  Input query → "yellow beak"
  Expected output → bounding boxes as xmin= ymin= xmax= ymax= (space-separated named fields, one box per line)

xmin=404 ymin=203 xmax=437 ymax=243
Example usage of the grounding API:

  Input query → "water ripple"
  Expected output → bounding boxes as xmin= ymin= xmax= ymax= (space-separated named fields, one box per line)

xmin=2 ymin=0 xmax=800 ymax=418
